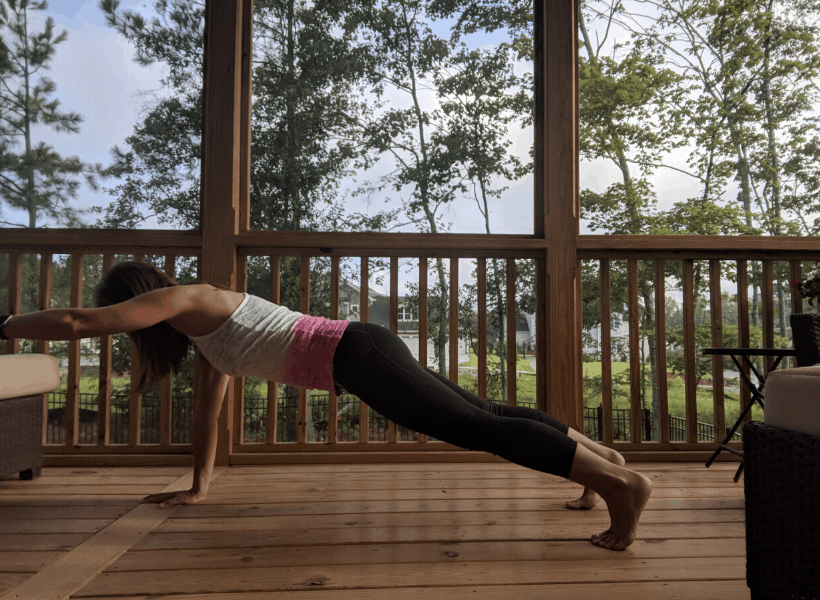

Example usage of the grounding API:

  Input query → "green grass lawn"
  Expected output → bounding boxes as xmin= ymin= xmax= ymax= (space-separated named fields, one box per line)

xmin=457 ymin=353 xmax=761 ymax=424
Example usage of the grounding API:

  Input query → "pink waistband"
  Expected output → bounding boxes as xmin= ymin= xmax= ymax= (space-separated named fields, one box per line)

xmin=281 ymin=316 xmax=350 ymax=392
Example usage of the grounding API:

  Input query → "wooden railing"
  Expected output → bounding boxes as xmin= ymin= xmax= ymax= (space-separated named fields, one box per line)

xmin=2 ymin=230 xmax=818 ymax=463
xmin=578 ymin=235 xmax=818 ymax=458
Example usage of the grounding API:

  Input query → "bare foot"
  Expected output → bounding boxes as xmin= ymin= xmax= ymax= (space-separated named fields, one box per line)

xmin=591 ymin=469 xmax=653 ymax=551
xmin=566 ymin=448 xmax=626 ymax=510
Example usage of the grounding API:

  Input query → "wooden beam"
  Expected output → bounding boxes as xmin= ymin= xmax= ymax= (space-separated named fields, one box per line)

xmin=200 ymin=0 xmax=246 ymax=466
xmin=682 ymin=260 xmax=697 ymax=444
xmin=627 ymin=259 xmax=641 ymax=443
xmin=600 ymin=260 xmax=613 ymax=443
xmin=38 ymin=254 xmax=53 ymax=444
xmin=709 ymin=260 xmax=725 ymax=443
xmin=655 ymin=260 xmax=669 ymax=444
xmin=506 ymin=258 xmax=517 ymax=406
xmin=5 ymin=252 xmax=22 ymax=355
xmin=537 ymin=0 xmax=581 ymax=429
xmin=66 ymin=255 xmax=84 ymax=447
xmin=98 ymin=254 xmax=115 ymax=447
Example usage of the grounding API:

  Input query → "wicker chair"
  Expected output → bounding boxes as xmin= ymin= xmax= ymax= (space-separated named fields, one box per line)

xmin=790 ymin=313 xmax=820 ymax=367
xmin=744 ymin=421 xmax=820 ymax=600
xmin=0 ymin=354 xmax=60 ymax=480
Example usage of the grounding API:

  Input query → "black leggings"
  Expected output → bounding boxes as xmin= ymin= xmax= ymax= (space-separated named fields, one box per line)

xmin=332 ymin=322 xmax=578 ymax=479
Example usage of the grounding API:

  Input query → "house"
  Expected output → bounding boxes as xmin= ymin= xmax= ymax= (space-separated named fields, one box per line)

xmin=337 ymin=280 xmax=534 ymax=370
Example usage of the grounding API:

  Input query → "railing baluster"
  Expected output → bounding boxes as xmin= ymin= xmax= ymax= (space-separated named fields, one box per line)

xmin=506 ymin=258 xmax=516 ymax=406
xmin=266 ymin=256 xmax=280 ymax=444
xmin=359 ymin=257 xmax=369 ymax=444
xmin=477 ymin=258 xmax=487 ymax=401
xmin=600 ymin=260 xmax=613 ymax=443
xmin=682 ymin=259 xmax=698 ymax=444
xmin=737 ymin=260 xmax=751 ymax=427
xmin=790 ymin=260 xmax=802 ymax=316
xmin=38 ymin=254 xmax=53 ymax=444
xmin=129 ymin=253 xmax=145 ymax=446
xmin=709 ymin=260 xmax=725 ymax=442
xmin=418 ymin=257 xmax=428 ymax=444
xmin=298 ymin=256 xmax=310 ymax=445
xmin=627 ymin=259 xmax=641 ymax=443
xmin=233 ymin=254 xmax=247 ymax=445
xmin=655 ymin=260 xmax=669 ymax=444
xmin=160 ymin=255 xmax=176 ymax=447
xmin=388 ymin=256 xmax=398 ymax=443
xmin=762 ymin=260 xmax=774 ymax=374
xmin=449 ymin=257 xmax=459 ymax=383
xmin=5 ymin=252 xmax=21 ymax=355
xmin=329 ymin=255 xmax=340 ymax=445
xmin=66 ymin=254 xmax=84 ymax=447
xmin=98 ymin=254 xmax=115 ymax=447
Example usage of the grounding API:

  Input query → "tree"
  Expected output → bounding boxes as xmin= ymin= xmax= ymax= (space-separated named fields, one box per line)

xmin=351 ymin=0 xmax=461 ymax=374
xmin=0 ymin=0 xmax=99 ymax=228
xmin=435 ymin=43 xmax=529 ymax=399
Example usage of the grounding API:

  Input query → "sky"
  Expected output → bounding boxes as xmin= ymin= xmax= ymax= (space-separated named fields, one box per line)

xmin=0 ymin=0 xmax=704 ymax=242
xmin=0 ymin=0 xmax=165 ymax=229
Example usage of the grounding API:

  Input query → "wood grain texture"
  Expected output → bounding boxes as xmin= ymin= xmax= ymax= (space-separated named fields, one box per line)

xmin=0 ymin=463 xmax=748 ymax=600
xmin=0 ymin=468 xmax=225 ymax=600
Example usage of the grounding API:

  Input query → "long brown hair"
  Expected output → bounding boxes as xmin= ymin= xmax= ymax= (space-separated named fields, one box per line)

xmin=96 ymin=261 xmax=192 ymax=394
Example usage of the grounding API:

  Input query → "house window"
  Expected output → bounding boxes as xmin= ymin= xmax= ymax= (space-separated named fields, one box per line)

xmin=398 ymin=306 xmax=417 ymax=321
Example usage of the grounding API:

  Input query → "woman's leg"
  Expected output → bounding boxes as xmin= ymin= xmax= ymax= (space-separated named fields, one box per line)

xmin=421 ymin=364 xmax=626 ymax=509
xmin=334 ymin=323 xmax=578 ymax=478
xmin=333 ymin=323 xmax=652 ymax=550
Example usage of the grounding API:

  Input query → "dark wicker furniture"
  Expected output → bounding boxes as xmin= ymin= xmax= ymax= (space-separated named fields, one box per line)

xmin=0 ymin=393 xmax=43 ymax=480
xmin=790 ymin=313 xmax=820 ymax=367
xmin=744 ymin=421 xmax=820 ymax=600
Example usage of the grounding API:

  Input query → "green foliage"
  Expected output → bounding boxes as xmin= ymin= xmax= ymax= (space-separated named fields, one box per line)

xmin=0 ymin=0 xmax=101 ymax=228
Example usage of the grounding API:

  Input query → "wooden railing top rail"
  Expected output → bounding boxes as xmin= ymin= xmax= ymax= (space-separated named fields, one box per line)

xmin=578 ymin=234 xmax=820 ymax=259
xmin=0 ymin=229 xmax=203 ymax=255
xmin=2 ymin=228 xmax=818 ymax=260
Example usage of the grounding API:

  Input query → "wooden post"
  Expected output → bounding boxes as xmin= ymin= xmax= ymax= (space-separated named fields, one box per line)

xmin=5 ymin=252 xmax=22 ymax=355
xmin=535 ymin=0 xmax=581 ymax=429
xmin=200 ymin=0 xmax=246 ymax=466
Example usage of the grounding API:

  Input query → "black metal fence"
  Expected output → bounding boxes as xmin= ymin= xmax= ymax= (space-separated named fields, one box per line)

xmin=46 ymin=392 xmax=740 ymax=446
xmin=583 ymin=405 xmax=741 ymax=442
xmin=47 ymin=392 xmax=193 ymax=445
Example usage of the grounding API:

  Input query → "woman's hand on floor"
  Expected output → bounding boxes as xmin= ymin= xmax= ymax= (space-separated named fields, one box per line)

xmin=141 ymin=488 xmax=205 ymax=508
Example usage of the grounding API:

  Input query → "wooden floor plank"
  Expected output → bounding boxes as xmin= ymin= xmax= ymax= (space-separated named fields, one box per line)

xmin=190 ymin=487 xmax=746 ymax=504
xmin=73 ymin=580 xmax=752 ymax=600
xmin=0 ymin=468 xmax=224 ymax=600
xmin=105 ymin=538 xmax=746 ymax=572
xmin=75 ymin=556 xmax=746 ymax=597
xmin=168 ymin=496 xmax=744 ymax=518
xmin=133 ymin=522 xmax=745 ymax=551
xmin=0 ymin=518 xmax=113 ymax=535
xmin=0 ymin=463 xmax=750 ymax=600
xmin=154 ymin=508 xmax=743 ymax=534
xmin=0 ymin=505 xmax=131 ymax=520
xmin=0 ymin=551 xmax=65 ymax=573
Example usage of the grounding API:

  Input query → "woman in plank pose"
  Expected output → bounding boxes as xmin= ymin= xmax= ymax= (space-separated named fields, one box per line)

xmin=0 ymin=261 xmax=652 ymax=551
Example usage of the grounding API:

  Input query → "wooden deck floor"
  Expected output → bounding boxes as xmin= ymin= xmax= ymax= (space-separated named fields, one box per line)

xmin=0 ymin=461 xmax=750 ymax=600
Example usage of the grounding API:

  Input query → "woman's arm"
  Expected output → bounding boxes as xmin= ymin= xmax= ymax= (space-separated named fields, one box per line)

xmin=142 ymin=353 xmax=230 ymax=508
xmin=2 ymin=286 xmax=198 ymax=340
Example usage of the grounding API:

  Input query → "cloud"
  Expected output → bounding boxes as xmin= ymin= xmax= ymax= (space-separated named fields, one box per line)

xmin=1 ymin=2 xmax=165 ymax=226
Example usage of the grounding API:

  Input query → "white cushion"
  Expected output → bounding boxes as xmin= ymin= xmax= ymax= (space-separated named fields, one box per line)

xmin=764 ymin=366 xmax=820 ymax=437
xmin=0 ymin=354 xmax=60 ymax=401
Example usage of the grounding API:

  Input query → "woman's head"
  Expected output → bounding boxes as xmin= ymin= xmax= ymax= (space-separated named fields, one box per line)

xmin=97 ymin=261 xmax=192 ymax=394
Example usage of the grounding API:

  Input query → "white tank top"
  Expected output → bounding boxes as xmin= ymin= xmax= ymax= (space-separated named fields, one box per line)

xmin=188 ymin=294 xmax=350 ymax=392
xmin=188 ymin=294 xmax=302 ymax=383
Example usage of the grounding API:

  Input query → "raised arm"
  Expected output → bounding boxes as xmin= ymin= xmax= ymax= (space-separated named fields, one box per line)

xmin=142 ymin=352 xmax=230 ymax=507
xmin=2 ymin=286 xmax=198 ymax=340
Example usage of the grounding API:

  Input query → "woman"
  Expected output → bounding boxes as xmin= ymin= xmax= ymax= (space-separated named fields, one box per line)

xmin=0 ymin=261 xmax=651 ymax=551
